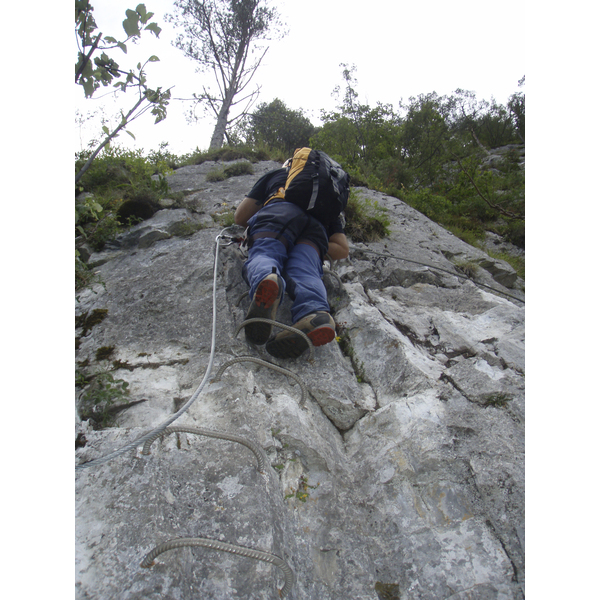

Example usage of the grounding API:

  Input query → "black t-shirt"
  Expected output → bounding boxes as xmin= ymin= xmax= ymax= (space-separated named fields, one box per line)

xmin=247 ymin=168 xmax=288 ymax=205
xmin=247 ymin=168 xmax=345 ymax=238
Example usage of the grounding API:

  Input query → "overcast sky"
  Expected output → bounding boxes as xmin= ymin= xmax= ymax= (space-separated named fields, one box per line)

xmin=75 ymin=0 xmax=526 ymax=155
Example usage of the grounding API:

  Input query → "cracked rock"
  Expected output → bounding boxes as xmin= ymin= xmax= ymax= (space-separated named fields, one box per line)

xmin=76 ymin=159 xmax=525 ymax=600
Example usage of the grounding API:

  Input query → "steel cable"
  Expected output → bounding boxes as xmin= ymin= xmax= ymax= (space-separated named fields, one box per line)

xmin=348 ymin=244 xmax=525 ymax=304
xmin=235 ymin=318 xmax=315 ymax=361
xmin=141 ymin=426 xmax=268 ymax=473
xmin=76 ymin=230 xmax=229 ymax=470
xmin=140 ymin=537 xmax=295 ymax=597
xmin=75 ymin=226 xmax=298 ymax=595
xmin=213 ymin=356 xmax=308 ymax=407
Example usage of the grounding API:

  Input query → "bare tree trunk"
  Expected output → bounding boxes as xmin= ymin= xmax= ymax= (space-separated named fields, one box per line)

xmin=208 ymin=87 xmax=236 ymax=150
xmin=209 ymin=110 xmax=228 ymax=149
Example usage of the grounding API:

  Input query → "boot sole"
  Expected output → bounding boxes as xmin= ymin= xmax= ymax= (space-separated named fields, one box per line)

xmin=245 ymin=278 xmax=280 ymax=345
xmin=265 ymin=333 xmax=309 ymax=359
xmin=307 ymin=325 xmax=336 ymax=347
xmin=253 ymin=278 xmax=279 ymax=308
xmin=266 ymin=325 xmax=335 ymax=359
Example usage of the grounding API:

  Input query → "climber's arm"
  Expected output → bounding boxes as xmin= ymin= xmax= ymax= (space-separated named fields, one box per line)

xmin=234 ymin=196 xmax=263 ymax=227
xmin=327 ymin=232 xmax=349 ymax=261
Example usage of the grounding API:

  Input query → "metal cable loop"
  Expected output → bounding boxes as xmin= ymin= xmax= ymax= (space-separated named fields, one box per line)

xmin=77 ymin=227 xmax=298 ymax=596
xmin=235 ymin=318 xmax=315 ymax=361
xmin=141 ymin=426 xmax=267 ymax=473
xmin=322 ymin=266 xmax=343 ymax=290
xmin=213 ymin=357 xmax=308 ymax=407
xmin=140 ymin=537 xmax=295 ymax=597
xmin=236 ymin=290 xmax=250 ymax=307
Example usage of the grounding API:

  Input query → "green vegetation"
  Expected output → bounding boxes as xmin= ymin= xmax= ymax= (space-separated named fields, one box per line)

xmin=233 ymin=98 xmax=317 ymax=155
xmin=284 ymin=474 xmax=317 ymax=503
xmin=344 ymin=189 xmax=390 ymax=243
xmin=168 ymin=219 xmax=209 ymax=237
xmin=177 ymin=145 xmax=276 ymax=166
xmin=73 ymin=141 xmax=287 ymax=292
xmin=76 ymin=308 xmax=132 ymax=428
xmin=336 ymin=325 xmax=368 ymax=384
xmin=451 ymin=259 xmax=480 ymax=280
xmin=76 ymin=308 xmax=109 ymax=336
xmin=483 ymin=393 xmax=513 ymax=408
xmin=232 ymin=66 xmax=525 ymax=254
xmin=75 ymin=60 xmax=525 ymax=294
xmin=205 ymin=161 xmax=254 ymax=182
xmin=75 ymin=146 xmax=175 ymax=289
xmin=75 ymin=1 xmax=170 ymax=182
xmin=76 ymin=369 xmax=131 ymax=428
xmin=485 ymin=249 xmax=525 ymax=280
xmin=212 ymin=209 xmax=236 ymax=227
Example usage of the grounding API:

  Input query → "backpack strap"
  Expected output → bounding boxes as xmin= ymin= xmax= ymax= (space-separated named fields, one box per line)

xmin=263 ymin=187 xmax=285 ymax=207
xmin=307 ymin=152 xmax=321 ymax=211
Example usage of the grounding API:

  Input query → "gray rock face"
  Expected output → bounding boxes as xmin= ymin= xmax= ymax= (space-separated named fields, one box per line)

xmin=76 ymin=161 xmax=525 ymax=599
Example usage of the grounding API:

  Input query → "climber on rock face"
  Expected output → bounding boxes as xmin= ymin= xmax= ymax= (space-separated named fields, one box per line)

xmin=234 ymin=148 xmax=350 ymax=359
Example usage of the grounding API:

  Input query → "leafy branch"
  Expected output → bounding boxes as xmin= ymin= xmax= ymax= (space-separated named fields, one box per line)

xmin=75 ymin=77 xmax=172 ymax=183
xmin=75 ymin=2 xmax=171 ymax=183
xmin=75 ymin=0 xmax=162 ymax=97
xmin=450 ymin=151 xmax=524 ymax=221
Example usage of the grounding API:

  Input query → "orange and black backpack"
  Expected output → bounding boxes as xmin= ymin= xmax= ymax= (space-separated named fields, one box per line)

xmin=268 ymin=148 xmax=350 ymax=224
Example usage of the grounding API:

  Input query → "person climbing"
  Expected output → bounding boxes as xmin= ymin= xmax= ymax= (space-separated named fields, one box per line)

xmin=234 ymin=148 xmax=350 ymax=359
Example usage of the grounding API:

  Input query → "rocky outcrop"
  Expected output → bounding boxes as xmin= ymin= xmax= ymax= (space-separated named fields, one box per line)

xmin=75 ymin=160 xmax=525 ymax=599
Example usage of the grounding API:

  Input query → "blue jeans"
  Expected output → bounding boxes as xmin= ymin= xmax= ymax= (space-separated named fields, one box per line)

xmin=242 ymin=202 xmax=330 ymax=322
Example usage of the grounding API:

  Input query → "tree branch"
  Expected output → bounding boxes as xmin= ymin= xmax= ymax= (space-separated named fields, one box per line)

xmin=75 ymin=33 xmax=102 ymax=84
xmin=75 ymin=94 xmax=146 ymax=184
xmin=451 ymin=152 xmax=524 ymax=220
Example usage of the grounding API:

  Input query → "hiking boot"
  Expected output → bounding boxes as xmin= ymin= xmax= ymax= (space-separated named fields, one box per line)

xmin=265 ymin=312 xmax=336 ymax=359
xmin=244 ymin=273 xmax=282 ymax=345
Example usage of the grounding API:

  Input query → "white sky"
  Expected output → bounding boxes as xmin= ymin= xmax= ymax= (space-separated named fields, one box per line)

xmin=74 ymin=0 xmax=526 ymax=155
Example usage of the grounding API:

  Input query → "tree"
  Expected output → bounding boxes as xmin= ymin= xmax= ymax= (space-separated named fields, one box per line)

xmin=167 ymin=0 xmax=284 ymax=150
xmin=313 ymin=65 xmax=401 ymax=171
xmin=508 ymin=76 xmax=525 ymax=142
xmin=399 ymin=93 xmax=451 ymax=186
xmin=237 ymin=99 xmax=316 ymax=154
xmin=75 ymin=1 xmax=172 ymax=183
xmin=446 ymin=88 xmax=492 ymax=153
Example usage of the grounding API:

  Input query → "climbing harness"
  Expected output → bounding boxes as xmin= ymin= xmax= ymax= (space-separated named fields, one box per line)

xmin=76 ymin=225 xmax=299 ymax=598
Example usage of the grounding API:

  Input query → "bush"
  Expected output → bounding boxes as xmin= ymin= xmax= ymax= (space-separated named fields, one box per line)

xmin=75 ymin=146 xmax=173 ymax=253
xmin=224 ymin=161 xmax=254 ymax=177
xmin=372 ymin=157 xmax=414 ymax=190
xmin=213 ymin=210 xmax=236 ymax=227
xmin=344 ymin=190 xmax=390 ymax=242
xmin=76 ymin=369 xmax=130 ymax=429
xmin=76 ymin=146 xmax=169 ymax=195
xmin=205 ymin=168 xmax=228 ymax=182
xmin=400 ymin=188 xmax=452 ymax=222
xmin=497 ymin=219 xmax=525 ymax=249
xmin=206 ymin=161 xmax=254 ymax=182
xmin=180 ymin=145 xmax=280 ymax=167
